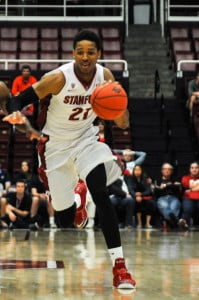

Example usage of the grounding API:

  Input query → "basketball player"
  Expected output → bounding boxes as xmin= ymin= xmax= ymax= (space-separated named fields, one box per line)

xmin=3 ymin=30 xmax=136 ymax=289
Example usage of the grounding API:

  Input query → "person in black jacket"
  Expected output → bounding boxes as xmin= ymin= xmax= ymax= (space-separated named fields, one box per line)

xmin=0 ymin=179 xmax=32 ymax=229
xmin=108 ymin=177 xmax=135 ymax=229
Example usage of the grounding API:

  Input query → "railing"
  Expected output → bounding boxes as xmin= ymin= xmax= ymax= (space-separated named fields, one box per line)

xmin=0 ymin=58 xmax=129 ymax=77
xmin=167 ymin=0 xmax=199 ymax=22
xmin=0 ymin=1 xmax=124 ymax=19
xmin=177 ymin=60 xmax=199 ymax=74
xmin=159 ymin=0 xmax=199 ymax=37
xmin=0 ymin=0 xmax=128 ymax=36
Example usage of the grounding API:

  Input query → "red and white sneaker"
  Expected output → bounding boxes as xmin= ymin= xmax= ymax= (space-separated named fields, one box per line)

xmin=74 ymin=179 xmax=88 ymax=229
xmin=113 ymin=258 xmax=136 ymax=289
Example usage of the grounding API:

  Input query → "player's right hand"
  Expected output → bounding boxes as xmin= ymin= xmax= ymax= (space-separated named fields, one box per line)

xmin=2 ymin=111 xmax=26 ymax=124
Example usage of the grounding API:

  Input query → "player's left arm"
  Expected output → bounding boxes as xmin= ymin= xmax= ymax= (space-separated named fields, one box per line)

xmin=103 ymin=68 xmax=130 ymax=129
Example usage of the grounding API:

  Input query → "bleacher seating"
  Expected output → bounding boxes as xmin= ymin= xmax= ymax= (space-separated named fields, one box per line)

xmin=20 ymin=27 xmax=39 ymax=39
xmin=60 ymin=27 xmax=79 ymax=39
xmin=40 ymin=27 xmax=59 ymax=40
xmin=169 ymin=27 xmax=189 ymax=40
xmin=168 ymin=24 xmax=199 ymax=71
xmin=111 ymin=125 xmax=132 ymax=150
xmin=0 ymin=25 xmax=124 ymax=72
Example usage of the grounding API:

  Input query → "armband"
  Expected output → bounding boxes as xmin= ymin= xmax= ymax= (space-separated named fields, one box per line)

xmin=6 ymin=86 xmax=39 ymax=113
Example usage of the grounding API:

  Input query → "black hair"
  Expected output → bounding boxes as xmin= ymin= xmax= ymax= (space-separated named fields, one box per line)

xmin=21 ymin=64 xmax=31 ymax=72
xmin=15 ymin=179 xmax=26 ymax=185
xmin=73 ymin=30 xmax=102 ymax=50
xmin=132 ymin=164 xmax=148 ymax=180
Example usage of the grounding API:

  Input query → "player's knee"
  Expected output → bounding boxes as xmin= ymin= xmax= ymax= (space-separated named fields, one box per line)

xmin=55 ymin=203 xmax=76 ymax=228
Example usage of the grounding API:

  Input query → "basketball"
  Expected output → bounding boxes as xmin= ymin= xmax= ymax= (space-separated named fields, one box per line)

xmin=90 ymin=82 xmax=128 ymax=120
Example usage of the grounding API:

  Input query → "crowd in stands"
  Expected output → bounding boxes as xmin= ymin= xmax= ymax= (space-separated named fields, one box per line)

xmin=0 ymin=63 xmax=199 ymax=231
xmin=1 ymin=116 xmax=199 ymax=232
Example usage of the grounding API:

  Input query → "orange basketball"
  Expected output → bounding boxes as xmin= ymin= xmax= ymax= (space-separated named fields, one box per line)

xmin=90 ymin=82 xmax=128 ymax=120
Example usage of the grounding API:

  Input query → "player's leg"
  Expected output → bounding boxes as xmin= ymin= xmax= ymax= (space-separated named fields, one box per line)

xmin=46 ymin=164 xmax=78 ymax=228
xmin=86 ymin=163 xmax=136 ymax=289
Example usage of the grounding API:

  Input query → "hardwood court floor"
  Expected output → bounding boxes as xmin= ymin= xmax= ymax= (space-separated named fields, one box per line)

xmin=0 ymin=227 xmax=198 ymax=300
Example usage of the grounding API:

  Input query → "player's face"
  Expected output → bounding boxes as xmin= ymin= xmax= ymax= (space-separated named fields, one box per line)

xmin=73 ymin=40 xmax=101 ymax=77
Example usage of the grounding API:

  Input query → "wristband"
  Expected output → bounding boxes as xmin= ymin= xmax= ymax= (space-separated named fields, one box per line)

xmin=6 ymin=86 xmax=39 ymax=113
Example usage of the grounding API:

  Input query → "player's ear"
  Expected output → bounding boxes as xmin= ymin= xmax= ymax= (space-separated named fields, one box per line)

xmin=72 ymin=50 xmax=75 ymax=58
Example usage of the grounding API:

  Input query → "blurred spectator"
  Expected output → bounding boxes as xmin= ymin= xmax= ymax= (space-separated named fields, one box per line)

xmin=153 ymin=163 xmax=182 ymax=229
xmin=125 ymin=165 xmax=155 ymax=228
xmin=96 ymin=118 xmax=106 ymax=143
xmin=29 ymin=173 xmax=57 ymax=230
xmin=0 ymin=163 xmax=11 ymax=228
xmin=11 ymin=65 xmax=37 ymax=114
xmin=187 ymin=71 xmax=199 ymax=115
xmin=108 ymin=177 xmax=135 ymax=229
xmin=115 ymin=149 xmax=146 ymax=175
xmin=180 ymin=161 xmax=199 ymax=229
xmin=0 ymin=180 xmax=32 ymax=229
xmin=0 ymin=162 xmax=11 ymax=194
xmin=15 ymin=160 xmax=33 ymax=193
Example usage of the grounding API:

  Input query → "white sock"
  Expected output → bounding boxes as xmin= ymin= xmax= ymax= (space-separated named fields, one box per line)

xmin=108 ymin=246 xmax=123 ymax=266
xmin=49 ymin=216 xmax=55 ymax=225
xmin=75 ymin=193 xmax=81 ymax=209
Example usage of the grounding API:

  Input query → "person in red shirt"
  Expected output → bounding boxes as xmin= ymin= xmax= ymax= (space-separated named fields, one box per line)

xmin=11 ymin=65 xmax=37 ymax=114
xmin=180 ymin=161 xmax=199 ymax=229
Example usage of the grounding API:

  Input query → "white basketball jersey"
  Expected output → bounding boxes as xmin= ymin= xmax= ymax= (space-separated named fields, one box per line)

xmin=42 ymin=61 xmax=104 ymax=140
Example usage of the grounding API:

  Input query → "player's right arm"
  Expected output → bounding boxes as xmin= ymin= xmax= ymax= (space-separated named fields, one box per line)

xmin=33 ymin=70 xmax=65 ymax=99
xmin=3 ymin=71 xmax=65 ymax=126
xmin=6 ymin=70 xmax=65 ymax=114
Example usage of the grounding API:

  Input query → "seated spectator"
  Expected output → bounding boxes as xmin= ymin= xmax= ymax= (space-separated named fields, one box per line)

xmin=0 ymin=180 xmax=32 ymax=229
xmin=114 ymin=149 xmax=146 ymax=175
xmin=180 ymin=161 xmax=199 ymax=229
xmin=187 ymin=71 xmax=199 ymax=115
xmin=96 ymin=118 xmax=106 ymax=143
xmin=108 ymin=177 xmax=135 ymax=229
xmin=153 ymin=163 xmax=182 ymax=229
xmin=11 ymin=64 xmax=37 ymax=114
xmin=125 ymin=165 xmax=155 ymax=228
xmin=0 ymin=162 xmax=11 ymax=194
xmin=0 ymin=163 xmax=11 ymax=228
xmin=29 ymin=173 xmax=57 ymax=230
xmin=15 ymin=160 xmax=33 ymax=193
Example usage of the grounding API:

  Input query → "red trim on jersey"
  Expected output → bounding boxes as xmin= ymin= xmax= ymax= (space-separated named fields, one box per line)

xmin=73 ymin=63 xmax=97 ymax=90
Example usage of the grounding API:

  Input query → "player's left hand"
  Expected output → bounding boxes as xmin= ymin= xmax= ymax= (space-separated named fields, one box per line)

xmin=27 ymin=129 xmax=48 ymax=142
xmin=2 ymin=111 xmax=26 ymax=124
